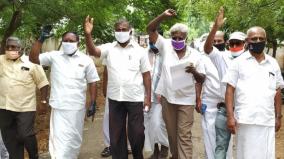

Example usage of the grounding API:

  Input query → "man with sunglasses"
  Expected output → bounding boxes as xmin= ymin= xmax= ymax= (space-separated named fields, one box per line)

xmin=0 ymin=37 xmax=49 ymax=159
xmin=147 ymin=9 xmax=205 ymax=159
xmin=224 ymin=26 xmax=283 ymax=159
xmin=204 ymin=7 xmax=246 ymax=159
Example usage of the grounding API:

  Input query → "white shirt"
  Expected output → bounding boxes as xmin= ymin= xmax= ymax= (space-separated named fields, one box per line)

xmin=155 ymin=35 xmax=205 ymax=105
xmin=208 ymin=47 xmax=235 ymax=101
xmin=223 ymin=51 xmax=284 ymax=126
xmin=201 ymin=53 xmax=222 ymax=107
xmin=39 ymin=50 xmax=100 ymax=110
xmin=99 ymin=40 xmax=151 ymax=102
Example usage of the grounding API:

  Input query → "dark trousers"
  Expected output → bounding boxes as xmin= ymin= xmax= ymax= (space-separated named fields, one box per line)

xmin=109 ymin=99 xmax=145 ymax=159
xmin=0 ymin=109 xmax=38 ymax=159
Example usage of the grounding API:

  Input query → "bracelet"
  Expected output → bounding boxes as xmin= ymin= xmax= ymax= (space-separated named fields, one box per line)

xmin=41 ymin=100 xmax=47 ymax=104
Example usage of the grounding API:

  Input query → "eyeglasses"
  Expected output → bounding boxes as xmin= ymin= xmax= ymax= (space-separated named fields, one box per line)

xmin=5 ymin=45 xmax=20 ymax=51
xmin=171 ymin=36 xmax=186 ymax=41
xmin=229 ymin=40 xmax=244 ymax=47
xmin=248 ymin=37 xmax=266 ymax=42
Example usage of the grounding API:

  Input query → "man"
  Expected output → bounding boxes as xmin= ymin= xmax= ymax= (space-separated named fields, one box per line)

xmin=224 ymin=26 xmax=283 ymax=159
xmin=147 ymin=9 xmax=206 ymax=159
xmin=84 ymin=17 xmax=151 ymax=159
xmin=144 ymin=41 xmax=169 ymax=159
xmin=193 ymin=34 xmax=223 ymax=159
xmin=203 ymin=7 xmax=246 ymax=159
xmin=0 ymin=37 xmax=49 ymax=159
xmin=29 ymin=31 xmax=100 ymax=159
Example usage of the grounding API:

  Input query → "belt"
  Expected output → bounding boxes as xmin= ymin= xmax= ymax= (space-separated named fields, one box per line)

xmin=217 ymin=102 xmax=226 ymax=109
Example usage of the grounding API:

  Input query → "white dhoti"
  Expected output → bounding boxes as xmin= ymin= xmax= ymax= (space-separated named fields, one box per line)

xmin=49 ymin=108 xmax=86 ymax=159
xmin=102 ymin=98 xmax=110 ymax=146
xmin=144 ymin=103 xmax=169 ymax=152
xmin=236 ymin=124 xmax=275 ymax=159
xmin=201 ymin=102 xmax=218 ymax=159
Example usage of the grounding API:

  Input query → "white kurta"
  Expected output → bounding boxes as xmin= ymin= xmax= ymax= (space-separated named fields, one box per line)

xmin=49 ymin=108 xmax=86 ymax=159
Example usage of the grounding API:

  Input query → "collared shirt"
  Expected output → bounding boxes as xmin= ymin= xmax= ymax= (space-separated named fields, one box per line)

xmin=0 ymin=55 xmax=49 ymax=112
xmin=155 ymin=35 xmax=205 ymax=105
xmin=39 ymin=50 xmax=100 ymax=110
xmin=98 ymin=40 xmax=151 ymax=102
xmin=208 ymin=47 xmax=235 ymax=101
xmin=223 ymin=51 xmax=284 ymax=126
xmin=148 ymin=50 xmax=163 ymax=103
xmin=201 ymin=53 xmax=222 ymax=107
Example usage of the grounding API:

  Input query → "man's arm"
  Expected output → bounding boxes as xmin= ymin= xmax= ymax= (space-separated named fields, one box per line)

xmin=146 ymin=9 xmax=176 ymax=44
xmin=204 ymin=7 xmax=225 ymax=54
xmin=195 ymin=83 xmax=202 ymax=113
xmin=84 ymin=16 xmax=102 ymax=58
xmin=29 ymin=41 xmax=43 ymax=64
xmin=103 ymin=66 xmax=108 ymax=98
xmin=185 ymin=65 xmax=206 ymax=83
xmin=225 ymin=84 xmax=237 ymax=134
xmin=142 ymin=71 xmax=151 ymax=109
xmin=275 ymin=88 xmax=282 ymax=132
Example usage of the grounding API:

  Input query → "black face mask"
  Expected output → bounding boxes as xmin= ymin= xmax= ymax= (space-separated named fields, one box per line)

xmin=149 ymin=43 xmax=159 ymax=54
xmin=248 ymin=41 xmax=266 ymax=54
xmin=213 ymin=43 xmax=225 ymax=51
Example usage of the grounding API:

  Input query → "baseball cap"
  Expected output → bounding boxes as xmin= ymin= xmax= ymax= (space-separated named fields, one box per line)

xmin=229 ymin=32 xmax=246 ymax=41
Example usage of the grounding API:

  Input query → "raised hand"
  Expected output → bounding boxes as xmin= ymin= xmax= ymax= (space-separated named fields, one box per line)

xmin=215 ymin=7 xmax=226 ymax=28
xmin=84 ymin=15 xmax=94 ymax=35
xmin=163 ymin=9 xmax=177 ymax=18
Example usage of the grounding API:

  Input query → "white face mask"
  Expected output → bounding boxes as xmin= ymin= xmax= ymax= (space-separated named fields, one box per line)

xmin=62 ymin=42 xmax=78 ymax=55
xmin=231 ymin=49 xmax=244 ymax=58
xmin=115 ymin=31 xmax=130 ymax=43
xmin=5 ymin=50 xmax=20 ymax=60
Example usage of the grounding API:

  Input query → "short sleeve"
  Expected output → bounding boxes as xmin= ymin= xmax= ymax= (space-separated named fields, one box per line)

xmin=274 ymin=62 xmax=284 ymax=89
xmin=85 ymin=58 xmax=100 ymax=83
xmin=39 ymin=52 xmax=53 ymax=66
xmin=98 ymin=43 xmax=111 ymax=61
xmin=31 ymin=64 xmax=49 ymax=89
xmin=195 ymin=55 xmax=206 ymax=75
xmin=222 ymin=60 xmax=239 ymax=88
xmin=140 ymin=49 xmax=151 ymax=73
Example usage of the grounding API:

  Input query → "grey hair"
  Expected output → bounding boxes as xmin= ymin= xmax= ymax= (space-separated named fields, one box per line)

xmin=6 ymin=37 xmax=22 ymax=47
xmin=169 ymin=23 xmax=188 ymax=35
xmin=114 ymin=19 xmax=132 ymax=29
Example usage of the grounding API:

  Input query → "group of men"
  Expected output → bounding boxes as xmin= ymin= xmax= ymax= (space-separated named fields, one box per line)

xmin=0 ymin=6 xmax=282 ymax=159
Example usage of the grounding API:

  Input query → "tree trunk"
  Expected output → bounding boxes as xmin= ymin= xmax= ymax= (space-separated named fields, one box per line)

xmin=0 ymin=10 xmax=22 ymax=54
xmin=272 ymin=40 xmax=277 ymax=58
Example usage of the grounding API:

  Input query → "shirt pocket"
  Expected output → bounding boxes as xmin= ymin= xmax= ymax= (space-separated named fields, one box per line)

xmin=128 ymin=56 xmax=140 ymax=71
xmin=268 ymin=72 xmax=277 ymax=90
xmin=16 ymin=69 xmax=32 ymax=83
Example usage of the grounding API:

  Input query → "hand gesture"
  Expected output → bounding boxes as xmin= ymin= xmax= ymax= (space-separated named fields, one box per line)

xmin=163 ymin=9 xmax=177 ymax=18
xmin=185 ymin=63 xmax=196 ymax=74
xmin=214 ymin=7 xmax=226 ymax=28
xmin=227 ymin=116 xmax=237 ymax=134
xmin=38 ymin=25 xmax=53 ymax=43
xmin=84 ymin=15 xmax=94 ymax=35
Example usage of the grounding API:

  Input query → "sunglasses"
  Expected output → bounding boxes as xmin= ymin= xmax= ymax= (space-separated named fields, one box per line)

xmin=229 ymin=40 xmax=244 ymax=47
xmin=5 ymin=45 xmax=20 ymax=51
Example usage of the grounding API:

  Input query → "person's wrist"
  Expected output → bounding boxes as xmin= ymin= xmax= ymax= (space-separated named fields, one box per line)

xmin=40 ymin=100 xmax=47 ymax=104
xmin=276 ymin=113 xmax=283 ymax=119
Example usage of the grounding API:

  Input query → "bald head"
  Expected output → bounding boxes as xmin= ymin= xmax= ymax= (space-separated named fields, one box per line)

xmin=247 ymin=26 xmax=266 ymax=39
xmin=213 ymin=31 xmax=225 ymax=45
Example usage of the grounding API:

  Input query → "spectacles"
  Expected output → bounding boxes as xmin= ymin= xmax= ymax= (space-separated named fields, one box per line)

xmin=248 ymin=37 xmax=266 ymax=42
xmin=229 ymin=40 xmax=244 ymax=47
xmin=5 ymin=45 xmax=20 ymax=51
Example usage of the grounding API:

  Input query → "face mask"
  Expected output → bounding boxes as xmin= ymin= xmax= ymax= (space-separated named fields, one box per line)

xmin=213 ymin=43 xmax=225 ymax=51
xmin=115 ymin=31 xmax=130 ymax=43
xmin=171 ymin=40 xmax=186 ymax=50
xmin=149 ymin=43 xmax=159 ymax=54
xmin=230 ymin=49 xmax=244 ymax=58
xmin=248 ymin=41 xmax=266 ymax=54
xmin=62 ymin=42 xmax=78 ymax=55
xmin=5 ymin=50 xmax=20 ymax=60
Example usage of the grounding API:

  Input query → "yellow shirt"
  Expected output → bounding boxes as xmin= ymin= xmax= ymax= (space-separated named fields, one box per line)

xmin=0 ymin=55 xmax=49 ymax=112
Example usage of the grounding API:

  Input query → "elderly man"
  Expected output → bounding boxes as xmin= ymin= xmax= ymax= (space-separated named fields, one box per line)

xmin=0 ymin=37 xmax=49 ymax=159
xmin=204 ymin=7 xmax=247 ymax=159
xmin=147 ymin=9 xmax=206 ymax=159
xmin=84 ymin=17 xmax=151 ymax=159
xmin=224 ymin=26 xmax=283 ymax=159
xmin=29 ymin=31 xmax=100 ymax=159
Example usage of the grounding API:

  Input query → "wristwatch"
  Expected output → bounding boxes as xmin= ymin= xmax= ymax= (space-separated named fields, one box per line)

xmin=41 ymin=100 xmax=47 ymax=104
xmin=276 ymin=114 xmax=283 ymax=119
